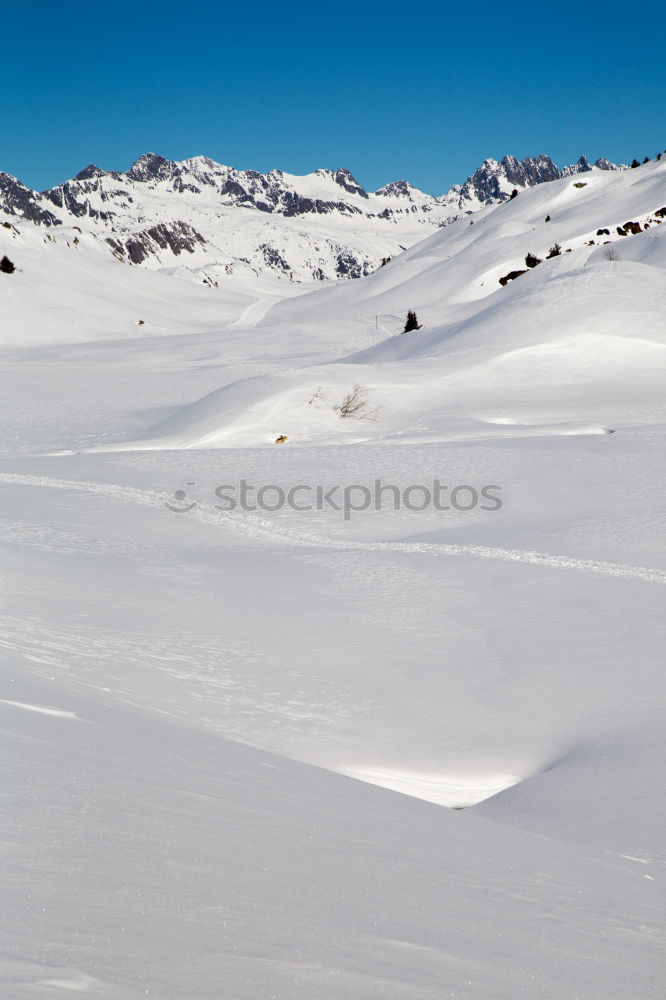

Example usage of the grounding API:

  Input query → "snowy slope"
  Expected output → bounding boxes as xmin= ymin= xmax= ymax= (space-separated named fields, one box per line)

xmin=2 ymin=674 xmax=664 ymax=1000
xmin=266 ymin=155 xmax=666 ymax=324
xmin=99 ymin=158 xmax=666 ymax=450
xmin=1 ymin=151 xmax=664 ymax=999
xmin=0 ymin=216 xmax=309 ymax=345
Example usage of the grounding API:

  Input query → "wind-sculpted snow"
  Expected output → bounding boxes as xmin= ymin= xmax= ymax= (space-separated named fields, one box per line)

xmin=3 ymin=678 xmax=663 ymax=1000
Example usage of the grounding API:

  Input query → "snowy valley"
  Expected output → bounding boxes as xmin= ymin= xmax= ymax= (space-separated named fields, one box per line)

xmin=1 ymin=151 xmax=665 ymax=999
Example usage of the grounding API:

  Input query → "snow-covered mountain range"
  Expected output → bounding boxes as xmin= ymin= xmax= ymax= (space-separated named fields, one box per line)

xmin=0 ymin=151 xmax=621 ymax=282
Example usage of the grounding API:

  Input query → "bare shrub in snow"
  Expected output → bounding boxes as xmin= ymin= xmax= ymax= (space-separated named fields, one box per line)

xmin=334 ymin=384 xmax=379 ymax=421
xmin=308 ymin=386 xmax=327 ymax=406
xmin=604 ymin=246 xmax=620 ymax=261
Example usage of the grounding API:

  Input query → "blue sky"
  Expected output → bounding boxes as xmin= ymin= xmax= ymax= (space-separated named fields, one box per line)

xmin=2 ymin=0 xmax=665 ymax=194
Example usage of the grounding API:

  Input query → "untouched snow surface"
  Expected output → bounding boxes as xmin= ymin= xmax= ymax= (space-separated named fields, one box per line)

xmin=1 ymin=158 xmax=665 ymax=998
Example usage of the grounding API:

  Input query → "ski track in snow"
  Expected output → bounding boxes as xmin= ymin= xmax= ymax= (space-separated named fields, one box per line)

xmin=2 ymin=472 xmax=666 ymax=585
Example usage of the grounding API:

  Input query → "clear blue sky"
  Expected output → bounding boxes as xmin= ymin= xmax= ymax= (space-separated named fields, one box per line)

xmin=3 ymin=0 xmax=665 ymax=195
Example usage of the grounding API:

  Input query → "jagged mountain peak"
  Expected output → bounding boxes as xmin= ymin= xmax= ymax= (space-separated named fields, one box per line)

xmin=594 ymin=157 xmax=617 ymax=171
xmin=450 ymin=152 xmax=624 ymax=212
xmin=502 ymin=154 xmax=559 ymax=186
xmin=332 ymin=167 xmax=367 ymax=197
xmin=375 ymin=180 xmax=416 ymax=198
xmin=73 ymin=164 xmax=111 ymax=182
xmin=182 ymin=154 xmax=220 ymax=171
xmin=127 ymin=152 xmax=175 ymax=182
xmin=311 ymin=167 xmax=367 ymax=196
xmin=0 ymin=147 xmax=627 ymax=285
xmin=559 ymin=155 xmax=592 ymax=178
xmin=0 ymin=171 xmax=61 ymax=225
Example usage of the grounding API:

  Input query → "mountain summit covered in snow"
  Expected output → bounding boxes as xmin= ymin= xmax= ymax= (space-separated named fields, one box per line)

xmin=0 ymin=151 xmax=622 ymax=282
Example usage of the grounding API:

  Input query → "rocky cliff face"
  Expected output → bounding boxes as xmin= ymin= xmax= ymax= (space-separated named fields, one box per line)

xmin=0 ymin=152 xmax=623 ymax=282
xmin=454 ymin=155 xmax=560 ymax=206
xmin=105 ymin=221 xmax=208 ymax=265
xmin=448 ymin=154 xmax=622 ymax=212
xmin=0 ymin=173 xmax=61 ymax=226
xmin=41 ymin=155 xmax=416 ymax=223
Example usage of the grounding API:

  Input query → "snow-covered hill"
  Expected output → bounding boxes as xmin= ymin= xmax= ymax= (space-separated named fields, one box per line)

xmin=0 ymin=213 xmax=315 ymax=345
xmin=81 ymin=156 xmax=664 ymax=450
xmin=1 ymin=151 xmax=664 ymax=999
xmin=0 ymin=150 xmax=621 ymax=284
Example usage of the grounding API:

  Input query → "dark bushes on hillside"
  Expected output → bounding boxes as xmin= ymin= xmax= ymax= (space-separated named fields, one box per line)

xmin=499 ymin=269 xmax=527 ymax=286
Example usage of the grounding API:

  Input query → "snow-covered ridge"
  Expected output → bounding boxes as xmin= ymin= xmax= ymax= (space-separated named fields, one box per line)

xmin=2 ymin=154 xmax=662 ymax=349
xmin=0 ymin=151 xmax=621 ymax=283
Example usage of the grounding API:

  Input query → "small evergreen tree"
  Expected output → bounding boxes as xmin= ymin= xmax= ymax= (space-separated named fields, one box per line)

xmin=631 ymin=159 xmax=640 ymax=168
xmin=546 ymin=244 xmax=562 ymax=258
xmin=509 ymin=189 xmax=519 ymax=200
xmin=0 ymin=255 xmax=15 ymax=274
xmin=643 ymin=156 xmax=650 ymax=164
xmin=403 ymin=310 xmax=422 ymax=333
xmin=525 ymin=252 xmax=542 ymax=268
